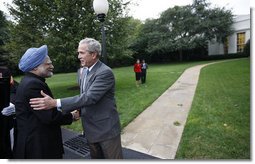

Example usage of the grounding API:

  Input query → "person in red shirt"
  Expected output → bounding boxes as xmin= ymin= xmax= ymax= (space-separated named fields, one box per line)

xmin=134 ymin=59 xmax=142 ymax=87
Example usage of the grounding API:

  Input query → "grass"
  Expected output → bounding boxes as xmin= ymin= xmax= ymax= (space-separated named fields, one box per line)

xmin=58 ymin=61 xmax=211 ymax=132
xmin=175 ymin=58 xmax=250 ymax=159
xmin=14 ymin=60 xmax=211 ymax=133
xmin=14 ymin=58 xmax=250 ymax=158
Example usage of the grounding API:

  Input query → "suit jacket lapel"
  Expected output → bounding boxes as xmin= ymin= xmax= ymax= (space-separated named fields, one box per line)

xmin=87 ymin=61 xmax=102 ymax=81
xmin=85 ymin=61 xmax=102 ymax=89
xmin=78 ymin=68 xmax=82 ymax=86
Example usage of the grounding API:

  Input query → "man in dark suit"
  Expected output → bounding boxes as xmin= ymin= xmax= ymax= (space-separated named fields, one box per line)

xmin=14 ymin=45 xmax=78 ymax=159
xmin=0 ymin=66 xmax=15 ymax=158
xmin=30 ymin=38 xmax=123 ymax=159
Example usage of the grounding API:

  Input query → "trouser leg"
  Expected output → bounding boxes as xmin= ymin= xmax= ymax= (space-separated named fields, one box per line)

xmin=88 ymin=135 xmax=123 ymax=159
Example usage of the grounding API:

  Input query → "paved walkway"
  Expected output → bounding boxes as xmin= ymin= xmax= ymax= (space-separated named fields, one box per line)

xmin=121 ymin=62 xmax=216 ymax=159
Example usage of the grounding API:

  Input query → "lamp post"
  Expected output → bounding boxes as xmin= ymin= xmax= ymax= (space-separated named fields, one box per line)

xmin=93 ymin=0 xmax=109 ymax=64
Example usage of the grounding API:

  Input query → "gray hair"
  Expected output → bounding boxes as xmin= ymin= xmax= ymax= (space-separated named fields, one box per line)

xmin=79 ymin=38 xmax=101 ymax=56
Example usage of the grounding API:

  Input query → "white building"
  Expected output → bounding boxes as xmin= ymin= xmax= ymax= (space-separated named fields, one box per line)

xmin=208 ymin=14 xmax=250 ymax=55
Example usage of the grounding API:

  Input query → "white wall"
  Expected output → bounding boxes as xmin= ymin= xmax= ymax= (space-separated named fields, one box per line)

xmin=208 ymin=14 xmax=250 ymax=55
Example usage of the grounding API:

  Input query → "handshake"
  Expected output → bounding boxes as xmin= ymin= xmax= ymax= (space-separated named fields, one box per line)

xmin=70 ymin=110 xmax=80 ymax=121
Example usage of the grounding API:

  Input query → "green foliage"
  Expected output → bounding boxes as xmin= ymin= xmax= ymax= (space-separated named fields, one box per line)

xmin=108 ymin=52 xmax=133 ymax=67
xmin=12 ymin=60 xmax=212 ymax=132
xmin=243 ymin=39 xmax=250 ymax=56
xmin=175 ymin=58 xmax=250 ymax=159
xmin=0 ymin=11 xmax=9 ymax=46
xmin=6 ymin=0 xmax=133 ymax=73
xmin=130 ymin=0 xmax=233 ymax=62
xmin=130 ymin=19 xmax=157 ymax=57
xmin=0 ymin=10 xmax=10 ymax=65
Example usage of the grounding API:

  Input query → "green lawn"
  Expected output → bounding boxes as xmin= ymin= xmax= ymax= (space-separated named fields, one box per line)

xmin=175 ymin=58 xmax=250 ymax=159
xmin=14 ymin=60 xmax=211 ymax=132
xmin=55 ymin=61 xmax=211 ymax=132
xmin=14 ymin=58 xmax=250 ymax=158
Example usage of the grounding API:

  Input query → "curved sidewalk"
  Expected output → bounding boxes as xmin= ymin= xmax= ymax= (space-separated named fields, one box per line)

xmin=121 ymin=62 xmax=216 ymax=159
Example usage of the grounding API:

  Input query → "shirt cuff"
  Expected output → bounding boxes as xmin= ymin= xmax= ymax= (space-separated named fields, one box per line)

xmin=56 ymin=99 xmax=62 ymax=112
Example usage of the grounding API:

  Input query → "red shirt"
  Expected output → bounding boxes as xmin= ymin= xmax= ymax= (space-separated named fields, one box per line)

xmin=134 ymin=63 xmax=142 ymax=73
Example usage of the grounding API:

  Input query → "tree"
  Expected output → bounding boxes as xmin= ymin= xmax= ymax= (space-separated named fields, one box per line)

xmin=157 ymin=5 xmax=198 ymax=61
xmin=157 ymin=0 xmax=233 ymax=61
xmin=6 ymin=0 xmax=132 ymax=72
xmin=0 ymin=10 xmax=11 ymax=66
xmin=193 ymin=0 xmax=234 ymax=48
xmin=131 ymin=0 xmax=234 ymax=62
xmin=129 ymin=19 xmax=159 ymax=61
xmin=108 ymin=17 xmax=142 ymax=67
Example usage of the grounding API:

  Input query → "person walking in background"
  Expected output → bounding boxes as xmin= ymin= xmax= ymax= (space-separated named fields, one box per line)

xmin=14 ymin=45 xmax=79 ymax=159
xmin=29 ymin=38 xmax=123 ymax=159
xmin=134 ymin=59 xmax=141 ymax=87
xmin=141 ymin=59 xmax=148 ymax=84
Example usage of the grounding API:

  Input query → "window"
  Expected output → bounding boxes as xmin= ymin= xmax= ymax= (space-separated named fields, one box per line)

xmin=237 ymin=32 xmax=245 ymax=53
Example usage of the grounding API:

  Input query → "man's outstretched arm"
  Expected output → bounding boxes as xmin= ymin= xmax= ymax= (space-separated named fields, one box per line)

xmin=30 ymin=90 xmax=57 ymax=110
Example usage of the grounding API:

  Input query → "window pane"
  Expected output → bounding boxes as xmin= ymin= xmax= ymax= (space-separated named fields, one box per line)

xmin=237 ymin=32 xmax=245 ymax=53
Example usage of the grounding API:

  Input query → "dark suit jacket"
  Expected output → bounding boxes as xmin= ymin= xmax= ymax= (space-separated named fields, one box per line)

xmin=60 ymin=61 xmax=121 ymax=143
xmin=14 ymin=73 xmax=73 ymax=159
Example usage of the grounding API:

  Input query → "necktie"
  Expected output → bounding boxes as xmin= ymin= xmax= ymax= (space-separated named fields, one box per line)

xmin=79 ymin=68 xmax=84 ymax=94
xmin=81 ymin=68 xmax=89 ymax=93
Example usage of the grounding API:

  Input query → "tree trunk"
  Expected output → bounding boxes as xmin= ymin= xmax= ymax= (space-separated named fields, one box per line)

xmin=179 ymin=49 xmax=183 ymax=62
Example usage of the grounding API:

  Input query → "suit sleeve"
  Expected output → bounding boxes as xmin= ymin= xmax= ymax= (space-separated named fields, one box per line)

xmin=60 ymin=68 xmax=114 ymax=112
xmin=27 ymin=81 xmax=73 ymax=126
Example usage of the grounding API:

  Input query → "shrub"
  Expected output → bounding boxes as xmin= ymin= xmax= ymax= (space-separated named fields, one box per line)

xmin=243 ymin=39 xmax=250 ymax=56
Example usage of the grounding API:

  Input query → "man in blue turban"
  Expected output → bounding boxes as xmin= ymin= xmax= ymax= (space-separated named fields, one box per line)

xmin=18 ymin=45 xmax=48 ymax=72
xmin=14 ymin=45 xmax=79 ymax=159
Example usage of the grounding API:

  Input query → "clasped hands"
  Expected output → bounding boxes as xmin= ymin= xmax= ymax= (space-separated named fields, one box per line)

xmin=71 ymin=110 xmax=80 ymax=121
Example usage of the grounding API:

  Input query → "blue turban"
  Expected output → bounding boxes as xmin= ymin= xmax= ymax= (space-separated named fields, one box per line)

xmin=19 ymin=45 xmax=48 ymax=72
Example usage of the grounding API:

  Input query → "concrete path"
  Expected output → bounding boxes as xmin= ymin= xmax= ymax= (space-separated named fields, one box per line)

xmin=121 ymin=63 xmax=216 ymax=159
